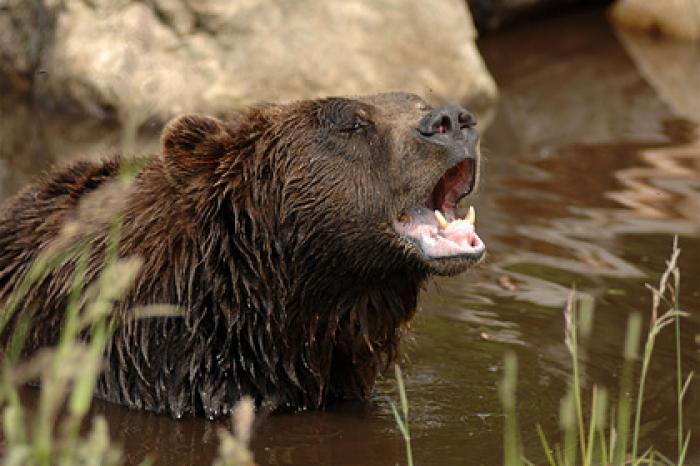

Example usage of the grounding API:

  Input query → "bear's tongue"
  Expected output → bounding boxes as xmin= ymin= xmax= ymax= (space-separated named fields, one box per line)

xmin=392 ymin=206 xmax=484 ymax=259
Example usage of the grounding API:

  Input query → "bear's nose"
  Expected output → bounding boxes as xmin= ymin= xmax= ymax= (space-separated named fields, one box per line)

xmin=416 ymin=104 xmax=476 ymax=137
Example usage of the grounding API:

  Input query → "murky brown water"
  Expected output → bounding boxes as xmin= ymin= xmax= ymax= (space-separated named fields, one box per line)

xmin=2 ymin=8 xmax=700 ymax=466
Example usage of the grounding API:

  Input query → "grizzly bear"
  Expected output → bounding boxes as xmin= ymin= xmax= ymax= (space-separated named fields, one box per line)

xmin=0 ymin=92 xmax=485 ymax=418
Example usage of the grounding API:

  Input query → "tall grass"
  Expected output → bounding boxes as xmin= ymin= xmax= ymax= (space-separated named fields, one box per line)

xmin=0 ymin=217 xmax=142 ymax=466
xmin=0 ymin=192 xmax=256 ymax=466
xmin=390 ymin=239 xmax=692 ymax=466
xmin=501 ymin=238 xmax=692 ymax=466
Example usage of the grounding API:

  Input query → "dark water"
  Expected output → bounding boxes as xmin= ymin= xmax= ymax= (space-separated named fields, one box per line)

xmin=2 ymin=9 xmax=700 ymax=466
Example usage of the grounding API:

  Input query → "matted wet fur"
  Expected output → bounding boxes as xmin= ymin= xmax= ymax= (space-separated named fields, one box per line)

xmin=0 ymin=92 xmax=484 ymax=418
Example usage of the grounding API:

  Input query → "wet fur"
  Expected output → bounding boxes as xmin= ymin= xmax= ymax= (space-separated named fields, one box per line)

xmin=0 ymin=95 xmax=435 ymax=418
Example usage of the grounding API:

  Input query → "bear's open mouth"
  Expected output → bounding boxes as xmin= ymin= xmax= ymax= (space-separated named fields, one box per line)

xmin=391 ymin=159 xmax=485 ymax=260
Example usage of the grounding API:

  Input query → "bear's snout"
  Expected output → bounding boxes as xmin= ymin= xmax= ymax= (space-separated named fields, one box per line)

xmin=416 ymin=104 xmax=475 ymax=138
xmin=415 ymin=103 xmax=480 ymax=170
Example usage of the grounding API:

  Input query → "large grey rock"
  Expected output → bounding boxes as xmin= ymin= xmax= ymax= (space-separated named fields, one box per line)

xmin=0 ymin=0 xmax=497 ymax=122
xmin=610 ymin=0 xmax=700 ymax=41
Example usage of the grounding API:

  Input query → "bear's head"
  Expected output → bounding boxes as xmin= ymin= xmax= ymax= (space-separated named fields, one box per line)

xmin=160 ymin=92 xmax=485 ymax=281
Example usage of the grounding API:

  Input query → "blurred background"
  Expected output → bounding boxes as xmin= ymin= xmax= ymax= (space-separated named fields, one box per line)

xmin=1 ymin=1 xmax=699 ymax=465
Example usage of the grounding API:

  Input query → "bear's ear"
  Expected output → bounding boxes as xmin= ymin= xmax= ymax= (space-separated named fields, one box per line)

xmin=161 ymin=114 xmax=229 ymax=183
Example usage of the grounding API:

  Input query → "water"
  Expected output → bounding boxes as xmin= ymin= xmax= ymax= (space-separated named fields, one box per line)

xmin=2 ymin=8 xmax=699 ymax=465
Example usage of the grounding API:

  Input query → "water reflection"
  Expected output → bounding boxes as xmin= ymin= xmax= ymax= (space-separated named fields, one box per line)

xmin=610 ymin=144 xmax=700 ymax=220
xmin=1 ymin=8 xmax=699 ymax=466
xmin=0 ymin=93 xmax=160 ymax=201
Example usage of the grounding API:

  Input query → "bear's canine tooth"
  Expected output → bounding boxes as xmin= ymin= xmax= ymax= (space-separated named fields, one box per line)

xmin=434 ymin=210 xmax=448 ymax=229
xmin=466 ymin=206 xmax=475 ymax=225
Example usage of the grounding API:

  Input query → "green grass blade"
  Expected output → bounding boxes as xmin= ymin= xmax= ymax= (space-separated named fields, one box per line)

xmin=678 ymin=431 xmax=691 ymax=466
xmin=394 ymin=364 xmax=409 ymax=418
xmin=631 ymin=328 xmax=656 ymax=460
xmin=584 ymin=386 xmax=598 ymax=466
xmin=680 ymin=371 xmax=693 ymax=401
xmin=671 ymin=237 xmax=684 ymax=461
xmin=391 ymin=365 xmax=414 ymax=466
xmin=560 ymin=390 xmax=577 ymax=466
xmin=390 ymin=402 xmax=410 ymax=441
xmin=499 ymin=352 xmax=521 ymax=466
xmin=652 ymin=449 xmax=677 ymax=466
xmin=616 ymin=313 xmax=641 ymax=465
xmin=536 ymin=423 xmax=557 ymax=466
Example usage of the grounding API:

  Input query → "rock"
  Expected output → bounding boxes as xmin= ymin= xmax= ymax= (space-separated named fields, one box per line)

xmin=609 ymin=0 xmax=700 ymax=41
xmin=0 ymin=0 xmax=497 ymax=123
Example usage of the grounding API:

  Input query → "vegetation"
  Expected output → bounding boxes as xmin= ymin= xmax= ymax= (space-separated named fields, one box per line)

xmin=390 ymin=364 xmax=414 ymax=466
xmin=0 ymin=178 xmax=255 ymax=466
xmin=392 ymin=239 xmax=693 ymax=466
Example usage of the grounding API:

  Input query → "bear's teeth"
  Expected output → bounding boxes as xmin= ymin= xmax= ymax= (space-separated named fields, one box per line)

xmin=434 ymin=210 xmax=449 ymax=229
xmin=398 ymin=213 xmax=412 ymax=223
xmin=465 ymin=206 xmax=475 ymax=225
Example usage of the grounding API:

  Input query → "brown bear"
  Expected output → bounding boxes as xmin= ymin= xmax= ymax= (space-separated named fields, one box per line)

xmin=0 ymin=92 xmax=485 ymax=418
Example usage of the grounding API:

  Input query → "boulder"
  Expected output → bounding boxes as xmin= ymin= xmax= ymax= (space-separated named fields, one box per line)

xmin=0 ymin=0 xmax=497 ymax=122
xmin=609 ymin=0 xmax=700 ymax=41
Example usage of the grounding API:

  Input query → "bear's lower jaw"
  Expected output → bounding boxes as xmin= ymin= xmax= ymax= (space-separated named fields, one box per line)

xmin=391 ymin=207 xmax=486 ymax=274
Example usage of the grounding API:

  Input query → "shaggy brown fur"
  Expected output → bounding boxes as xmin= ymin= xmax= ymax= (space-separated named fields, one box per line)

xmin=0 ymin=92 xmax=483 ymax=418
